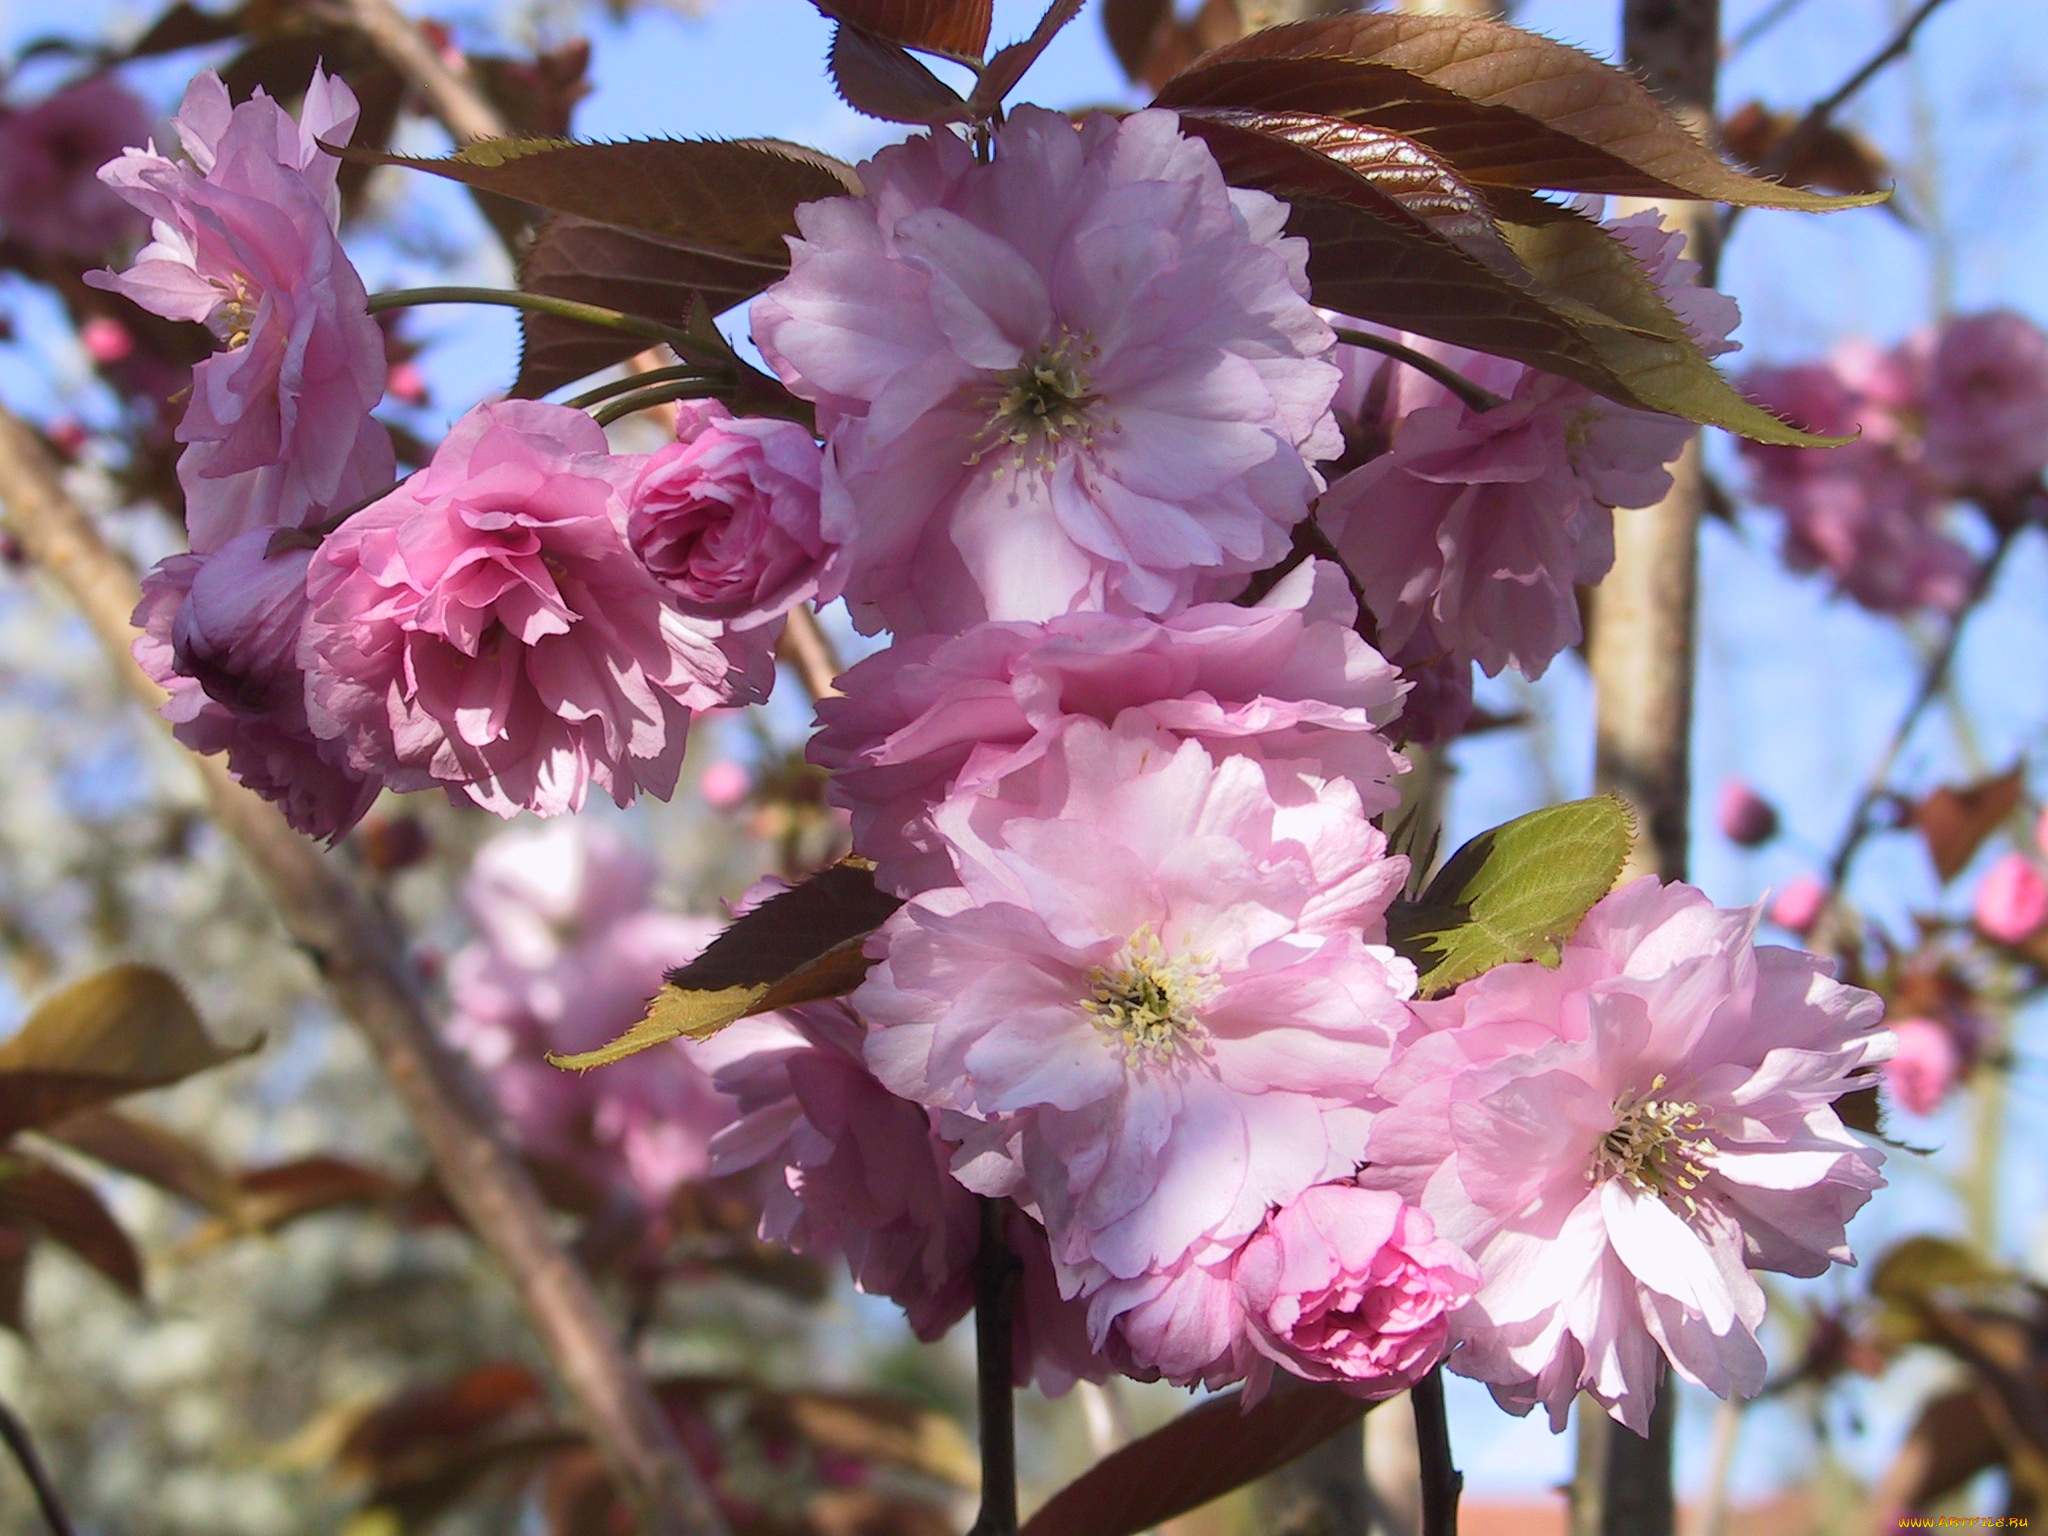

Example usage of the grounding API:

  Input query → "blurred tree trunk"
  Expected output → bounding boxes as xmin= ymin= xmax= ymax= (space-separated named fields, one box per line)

xmin=1574 ymin=4 xmax=1721 ymax=1535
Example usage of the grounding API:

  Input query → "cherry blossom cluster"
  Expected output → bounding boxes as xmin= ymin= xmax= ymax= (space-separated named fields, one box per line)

xmin=99 ymin=82 xmax=1895 ymax=1426
xmin=1737 ymin=311 xmax=2048 ymax=614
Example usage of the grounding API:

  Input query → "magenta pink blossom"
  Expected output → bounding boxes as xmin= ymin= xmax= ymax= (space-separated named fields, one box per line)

xmin=0 ymin=76 xmax=153 ymax=259
xmin=858 ymin=717 xmax=1414 ymax=1296
xmin=626 ymin=400 xmax=829 ymax=634
xmin=1883 ymin=1019 xmax=1960 ymax=1117
xmin=1913 ymin=310 xmax=2048 ymax=499
xmin=1974 ymin=852 xmax=2048 ymax=945
xmin=1364 ymin=878 xmax=1890 ymax=1432
xmin=753 ymin=106 xmax=1340 ymax=636
xmin=1768 ymin=875 xmax=1829 ymax=936
xmin=89 ymin=69 xmax=391 ymax=551
xmin=810 ymin=559 xmax=1406 ymax=895
xmin=133 ymin=530 xmax=381 ymax=841
xmin=1234 ymin=1183 xmax=1478 ymax=1399
xmin=709 ymin=999 xmax=1103 ymax=1388
xmin=301 ymin=401 xmax=769 ymax=819
xmin=1715 ymin=779 xmax=1779 ymax=847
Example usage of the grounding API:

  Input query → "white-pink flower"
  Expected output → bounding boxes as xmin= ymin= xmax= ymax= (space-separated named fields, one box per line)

xmin=89 ymin=69 xmax=391 ymax=551
xmin=1913 ymin=309 xmax=2048 ymax=499
xmin=809 ymin=559 xmax=1407 ymax=895
xmin=857 ymin=717 xmax=1414 ymax=1293
xmin=753 ymin=106 xmax=1340 ymax=637
xmin=301 ymin=401 xmax=769 ymax=819
xmin=1363 ymin=878 xmax=1890 ymax=1432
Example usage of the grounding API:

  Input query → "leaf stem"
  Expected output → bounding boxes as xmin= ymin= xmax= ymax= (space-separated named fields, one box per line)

xmin=0 ymin=1395 xmax=75 ymax=1536
xmin=1332 ymin=328 xmax=1504 ymax=415
xmin=366 ymin=286 xmax=727 ymax=369
xmin=566 ymin=365 xmax=717 ymax=410
xmin=1414 ymin=1367 xmax=1462 ymax=1536
xmin=968 ymin=1198 xmax=1021 ymax=1536
xmin=592 ymin=379 xmax=733 ymax=427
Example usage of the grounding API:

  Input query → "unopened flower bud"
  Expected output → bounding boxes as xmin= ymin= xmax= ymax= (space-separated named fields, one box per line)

xmin=1974 ymin=852 xmax=2048 ymax=945
xmin=1716 ymin=778 xmax=1780 ymax=847
xmin=1769 ymin=875 xmax=1829 ymax=935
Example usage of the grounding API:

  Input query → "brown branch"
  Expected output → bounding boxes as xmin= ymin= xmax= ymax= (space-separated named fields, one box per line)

xmin=1412 ymin=1367 xmax=1462 ymax=1536
xmin=777 ymin=606 xmax=843 ymax=701
xmin=0 ymin=411 xmax=726 ymax=1536
xmin=0 ymin=1394 xmax=75 ymax=1536
xmin=325 ymin=0 xmax=509 ymax=144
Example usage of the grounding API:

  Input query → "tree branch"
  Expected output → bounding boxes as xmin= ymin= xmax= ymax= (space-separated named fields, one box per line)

xmin=1412 ymin=1367 xmax=1461 ymax=1536
xmin=0 ymin=1395 xmax=75 ymax=1536
xmin=326 ymin=0 xmax=509 ymax=144
xmin=968 ymin=1199 xmax=1021 ymax=1536
xmin=0 ymin=409 xmax=727 ymax=1536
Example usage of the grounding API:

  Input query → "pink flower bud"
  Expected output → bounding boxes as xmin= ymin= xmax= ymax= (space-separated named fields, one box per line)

xmin=1769 ymin=874 xmax=1828 ymax=935
xmin=1883 ymin=1019 xmax=1960 ymax=1116
xmin=699 ymin=759 xmax=752 ymax=811
xmin=385 ymin=360 xmax=428 ymax=405
xmin=1716 ymin=778 xmax=1780 ymax=847
xmin=1974 ymin=852 xmax=2048 ymax=945
xmin=80 ymin=316 xmax=133 ymax=365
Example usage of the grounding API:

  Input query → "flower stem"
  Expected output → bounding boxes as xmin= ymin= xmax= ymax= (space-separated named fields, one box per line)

xmin=0 ymin=1395 xmax=75 ymax=1536
xmin=1413 ymin=1366 xmax=1462 ymax=1536
xmin=366 ymin=286 xmax=728 ymax=369
xmin=566 ymin=365 xmax=717 ymax=410
xmin=592 ymin=378 xmax=733 ymax=427
xmin=1331 ymin=327 xmax=1504 ymax=415
xmin=968 ymin=1198 xmax=1021 ymax=1536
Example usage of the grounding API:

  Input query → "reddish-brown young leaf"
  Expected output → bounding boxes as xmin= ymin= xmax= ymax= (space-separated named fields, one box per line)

xmin=1876 ymin=1386 xmax=2008 ymax=1515
xmin=471 ymin=39 xmax=595 ymax=140
xmin=1102 ymin=0 xmax=1176 ymax=83
xmin=1020 ymin=1382 xmax=1371 ymax=1536
xmin=511 ymin=215 xmax=777 ymax=397
xmin=0 ymin=1225 xmax=27 ymax=1335
xmin=39 ymin=1106 xmax=237 ymax=1215
xmin=1914 ymin=765 xmax=2026 ymax=884
xmin=1721 ymin=101 xmax=1896 ymax=200
xmin=1154 ymin=16 xmax=1884 ymax=210
xmin=831 ymin=23 xmax=971 ymax=125
xmin=340 ymin=1363 xmax=550 ymax=1481
xmin=811 ymin=0 xmax=992 ymax=65
xmin=363 ymin=137 xmax=861 ymax=261
xmin=232 ymin=1155 xmax=408 ymax=1232
xmin=971 ymin=0 xmax=1089 ymax=117
xmin=0 ymin=1156 xmax=143 ymax=1297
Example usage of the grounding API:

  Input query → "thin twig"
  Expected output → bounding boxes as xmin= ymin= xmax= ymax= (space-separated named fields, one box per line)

xmin=1332 ymin=327 xmax=1504 ymax=414
xmin=1823 ymin=525 xmax=2017 ymax=896
xmin=967 ymin=1199 xmax=1021 ymax=1536
xmin=0 ymin=409 xmax=725 ymax=1536
xmin=1723 ymin=0 xmax=1963 ymax=239
xmin=0 ymin=1396 xmax=75 ymax=1536
xmin=777 ymin=606 xmax=842 ymax=701
xmin=1725 ymin=0 xmax=1815 ymax=57
xmin=1413 ymin=1366 xmax=1461 ymax=1536
xmin=326 ymin=0 xmax=508 ymax=144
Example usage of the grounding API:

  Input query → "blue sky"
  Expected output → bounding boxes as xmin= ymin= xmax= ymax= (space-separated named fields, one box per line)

xmin=5 ymin=0 xmax=2048 ymax=1511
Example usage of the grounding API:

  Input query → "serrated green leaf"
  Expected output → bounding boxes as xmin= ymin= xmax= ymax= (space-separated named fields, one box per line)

xmin=1388 ymin=796 xmax=1633 ymax=997
xmin=550 ymin=862 xmax=903 ymax=1070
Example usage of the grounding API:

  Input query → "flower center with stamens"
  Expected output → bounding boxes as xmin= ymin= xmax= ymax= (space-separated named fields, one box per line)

xmin=1082 ymin=928 xmax=1216 ymax=1064
xmin=1589 ymin=1074 xmax=1715 ymax=1210
xmin=969 ymin=330 xmax=1101 ymax=469
xmin=212 ymin=272 xmax=258 ymax=350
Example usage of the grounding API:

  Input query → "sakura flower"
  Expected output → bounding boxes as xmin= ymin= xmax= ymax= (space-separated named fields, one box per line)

xmin=810 ymin=559 xmax=1406 ymax=894
xmin=1974 ymin=852 xmax=2048 ymax=945
xmin=1363 ymin=878 xmax=1890 ymax=1432
xmin=857 ymin=717 xmax=1414 ymax=1294
xmin=753 ymin=106 xmax=1340 ymax=636
xmin=1913 ymin=310 xmax=2048 ymax=499
xmin=88 ymin=69 xmax=390 ymax=550
xmin=709 ymin=1000 xmax=1103 ymax=1388
xmin=133 ymin=531 xmax=381 ymax=842
xmin=626 ymin=400 xmax=830 ymax=635
xmin=0 ymin=76 xmax=153 ymax=259
xmin=1883 ymin=1019 xmax=1959 ymax=1117
xmin=301 ymin=401 xmax=770 ymax=819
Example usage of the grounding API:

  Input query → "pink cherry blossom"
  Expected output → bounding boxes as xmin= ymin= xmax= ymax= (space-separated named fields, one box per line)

xmin=1768 ymin=874 xmax=1829 ymax=936
xmin=1362 ymin=877 xmax=1890 ymax=1432
xmin=1715 ymin=779 xmax=1779 ymax=847
xmin=1883 ymin=1019 xmax=1960 ymax=1117
xmin=699 ymin=759 xmax=753 ymax=811
xmin=626 ymin=400 xmax=830 ymax=632
xmin=1234 ymin=1183 xmax=1478 ymax=1399
xmin=88 ymin=69 xmax=391 ymax=551
xmin=1913 ymin=310 xmax=2048 ymax=499
xmin=301 ymin=401 xmax=770 ymax=819
xmin=753 ymin=106 xmax=1340 ymax=636
xmin=80 ymin=316 xmax=135 ymax=365
xmin=1737 ymin=352 xmax=1975 ymax=615
xmin=709 ymin=999 xmax=1103 ymax=1388
xmin=1974 ymin=852 xmax=2048 ymax=945
xmin=0 ymin=76 xmax=153 ymax=259
xmin=809 ymin=559 xmax=1406 ymax=895
xmin=857 ymin=717 xmax=1414 ymax=1296
xmin=132 ymin=531 xmax=382 ymax=842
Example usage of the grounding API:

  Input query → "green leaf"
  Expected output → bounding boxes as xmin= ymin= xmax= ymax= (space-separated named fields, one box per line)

xmin=361 ymin=137 xmax=860 ymax=260
xmin=0 ymin=965 xmax=253 ymax=1141
xmin=1154 ymin=16 xmax=1887 ymax=211
xmin=1388 ymin=796 xmax=1634 ymax=998
xmin=549 ymin=862 xmax=904 ymax=1070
